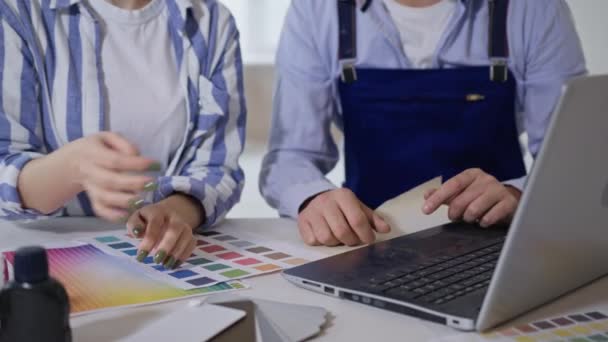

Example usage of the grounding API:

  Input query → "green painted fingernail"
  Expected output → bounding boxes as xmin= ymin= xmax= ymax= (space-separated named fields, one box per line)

xmin=154 ymin=250 xmax=167 ymax=264
xmin=132 ymin=226 xmax=144 ymax=238
xmin=147 ymin=162 xmax=162 ymax=172
xmin=173 ymin=261 xmax=182 ymax=269
xmin=128 ymin=199 xmax=145 ymax=210
xmin=143 ymin=182 xmax=158 ymax=192
xmin=164 ymin=256 xmax=176 ymax=269
xmin=136 ymin=250 xmax=148 ymax=262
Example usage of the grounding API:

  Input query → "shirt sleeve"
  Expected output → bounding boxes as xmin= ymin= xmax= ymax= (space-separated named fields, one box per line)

xmin=153 ymin=10 xmax=246 ymax=228
xmin=259 ymin=1 xmax=340 ymax=219
xmin=0 ymin=15 xmax=60 ymax=221
xmin=505 ymin=0 xmax=587 ymax=191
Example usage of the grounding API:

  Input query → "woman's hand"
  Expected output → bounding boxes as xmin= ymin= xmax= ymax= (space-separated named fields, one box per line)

xmin=19 ymin=132 xmax=157 ymax=220
xmin=126 ymin=194 xmax=206 ymax=269
xmin=66 ymin=132 xmax=159 ymax=221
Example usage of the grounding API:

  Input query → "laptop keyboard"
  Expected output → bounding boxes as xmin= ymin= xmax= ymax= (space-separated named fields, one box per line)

xmin=363 ymin=238 xmax=505 ymax=306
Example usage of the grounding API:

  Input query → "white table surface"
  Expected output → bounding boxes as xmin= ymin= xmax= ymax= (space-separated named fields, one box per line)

xmin=1 ymin=217 xmax=608 ymax=342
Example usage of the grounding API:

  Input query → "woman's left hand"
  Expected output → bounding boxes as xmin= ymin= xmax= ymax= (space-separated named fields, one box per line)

xmin=422 ymin=168 xmax=522 ymax=228
xmin=126 ymin=194 xmax=206 ymax=269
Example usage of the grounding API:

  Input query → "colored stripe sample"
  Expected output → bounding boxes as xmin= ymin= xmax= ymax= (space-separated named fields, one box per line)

xmin=95 ymin=236 xmax=120 ymax=243
xmin=533 ymin=321 xmax=556 ymax=329
xmin=109 ymin=242 xmax=134 ymax=249
xmin=234 ymin=258 xmax=261 ymax=266
xmin=246 ymin=247 xmax=273 ymax=254
xmin=570 ymin=314 xmax=592 ymax=322
xmin=229 ymin=241 xmax=255 ymax=248
xmin=254 ymin=264 xmax=281 ymax=272
xmin=169 ymin=270 xmax=198 ymax=279
xmin=196 ymin=240 xmax=210 ymax=246
xmin=201 ymin=245 xmax=226 ymax=253
xmin=188 ymin=258 xmax=212 ymax=266
xmin=220 ymin=269 xmax=249 ymax=278
xmin=217 ymin=252 xmax=242 ymax=260
xmin=214 ymin=235 xmax=238 ymax=241
xmin=187 ymin=277 xmax=215 ymax=287
xmin=265 ymin=252 xmax=291 ymax=260
xmin=516 ymin=325 xmax=537 ymax=333
xmin=123 ymin=249 xmax=138 ymax=256
xmin=588 ymin=312 xmax=608 ymax=320
xmin=553 ymin=317 xmax=575 ymax=326
xmin=204 ymin=264 xmax=231 ymax=272
xmin=283 ymin=258 xmax=308 ymax=266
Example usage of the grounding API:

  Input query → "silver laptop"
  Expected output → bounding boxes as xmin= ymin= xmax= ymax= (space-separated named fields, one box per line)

xmin=283 ymin=75 xmax=608 ymax=331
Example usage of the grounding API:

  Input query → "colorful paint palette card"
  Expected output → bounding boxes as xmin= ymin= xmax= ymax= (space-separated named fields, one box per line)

xmin=2 ymin=244 xmax=247 ymax=316
xmin=85 ymin=229 xmax=323 ymax=290
xmin=433 ymin=311 xmax=608 ymax=342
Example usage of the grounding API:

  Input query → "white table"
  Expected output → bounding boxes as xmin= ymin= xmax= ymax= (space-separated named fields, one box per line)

xmin=2 ymin=217 xmax=608 ymax=341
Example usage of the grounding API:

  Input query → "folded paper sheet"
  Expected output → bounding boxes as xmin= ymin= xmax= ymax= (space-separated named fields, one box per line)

xmin=375 ymin=177 xmax=450 ymax=241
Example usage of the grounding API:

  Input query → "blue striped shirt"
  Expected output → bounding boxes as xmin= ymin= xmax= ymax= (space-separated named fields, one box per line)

xmin=260 ymin=0 xmax=587 ymax=218
xmin=0 ymin=0 xmax=246 ymax=227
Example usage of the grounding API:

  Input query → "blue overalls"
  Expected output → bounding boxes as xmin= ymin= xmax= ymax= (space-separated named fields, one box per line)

xmin=338 ymin=0 xmax=526 ymax=209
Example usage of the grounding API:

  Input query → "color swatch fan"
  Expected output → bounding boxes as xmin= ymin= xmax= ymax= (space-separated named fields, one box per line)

xmin=85 ymin=229 xmax=322 ymax=290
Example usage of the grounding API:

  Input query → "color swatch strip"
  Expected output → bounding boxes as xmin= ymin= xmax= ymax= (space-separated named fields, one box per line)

xmin=480 ymin=311 xmax=608 ymax=342
xmin=86 ymin=229 xmax=314 ymax=290
xmin=2 ymin=245 xmax=246 ymax=316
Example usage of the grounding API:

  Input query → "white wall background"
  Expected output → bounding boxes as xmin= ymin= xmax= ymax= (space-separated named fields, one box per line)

xmin=567 ymin=0 xmax=608 ymax=75
xmin=223 ymin=0 xmax=608 ymax=218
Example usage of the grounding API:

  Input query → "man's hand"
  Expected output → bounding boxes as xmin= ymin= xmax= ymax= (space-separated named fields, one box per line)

xmin=298 ymin=188 xmax=390 ymax=247
xmin=126 ymin=194 xmax=206 ymax=270
xmin=422 ymin=168 xmax=522 ymax=228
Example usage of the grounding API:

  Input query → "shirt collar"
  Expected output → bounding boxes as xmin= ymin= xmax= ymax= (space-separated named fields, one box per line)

xmin=50 ymin=0 xmax=194 ymax=16
xmin=358 ymin=0 xmax=468 ymax=9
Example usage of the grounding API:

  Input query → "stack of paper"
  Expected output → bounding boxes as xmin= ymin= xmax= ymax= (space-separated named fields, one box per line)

xmin=206 ymin=294 xmax=330 ymax=342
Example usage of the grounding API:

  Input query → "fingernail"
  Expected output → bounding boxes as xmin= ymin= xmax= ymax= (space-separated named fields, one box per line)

xmin=143 ymin=182 xmax=158 ymax=192
xmin=128 ymin=199 xmax=145 ymax=211
xmin=136 ymin=250 xmax=149 ymax=262
xmin=164 ymin=256 xmax=176 ymax=269
xmin=154 ymin=250 xmax=167 ymax=264
xmin=132 ymin=225 xmax=144 ymax=238
xmin=173 ymin=261 xmax=182 ymax=269
xmin=147 ymin=162 xmax=162 ymax=172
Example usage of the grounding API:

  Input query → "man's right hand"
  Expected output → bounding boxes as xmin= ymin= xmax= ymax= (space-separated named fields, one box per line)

xmin=298 ymin=188 xmax=391 ymax=247
xmin=63 ymin=132 xmax=157 ymax=221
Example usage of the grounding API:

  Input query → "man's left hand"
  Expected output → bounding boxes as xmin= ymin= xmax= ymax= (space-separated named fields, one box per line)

xmin=422 ymin=168 xmax=522 ymax=228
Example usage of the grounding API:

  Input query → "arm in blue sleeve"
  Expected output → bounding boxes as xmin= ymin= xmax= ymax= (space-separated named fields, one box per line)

xmin=506 ymin=0 xmax=587 ymax=190
xmin=0 ymin=14 xmax=59 ymax=221
xmin=153 ymin=12 xmax=246 ymax=228
xmin=259 ymin=0 xmax=340 ymax=219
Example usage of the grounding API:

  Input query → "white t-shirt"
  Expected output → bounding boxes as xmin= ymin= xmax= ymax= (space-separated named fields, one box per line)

xmin=86 ymin=0 xmax=187 ymax=172
xmin=383 ymin=0 xmax=457 ymax=69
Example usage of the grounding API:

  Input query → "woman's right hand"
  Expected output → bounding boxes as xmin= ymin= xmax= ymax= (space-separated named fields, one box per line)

xmin=61 ymin=132 xmax=158 ymax=222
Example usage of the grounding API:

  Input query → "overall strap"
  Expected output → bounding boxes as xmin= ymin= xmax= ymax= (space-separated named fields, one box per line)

xmin=488 ymin=0 xmax=510 ymax=82
xmin=337 ymin=0 xmax=510 ymax=82
xmin=338 ymin=0 xmax=358 ymax=83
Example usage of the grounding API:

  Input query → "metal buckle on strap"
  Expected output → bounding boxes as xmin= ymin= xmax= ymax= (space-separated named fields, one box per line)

xmin=341 ymin=63 xmax=358 ymax=84
xmin=490 ymin=59 xmax=508 ymax=83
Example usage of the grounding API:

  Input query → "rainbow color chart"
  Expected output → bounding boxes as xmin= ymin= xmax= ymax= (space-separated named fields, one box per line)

xmin=482 ymin=311 xmax=608 ymax=342
xmin=86 ymin=229 xmax=317 ymax=290
xmin=2 ymin=245 xmax=246 ymax=316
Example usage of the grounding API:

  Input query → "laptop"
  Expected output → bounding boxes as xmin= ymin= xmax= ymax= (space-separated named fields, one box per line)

xmin=282 ymin=75 xmax=608 ymax=331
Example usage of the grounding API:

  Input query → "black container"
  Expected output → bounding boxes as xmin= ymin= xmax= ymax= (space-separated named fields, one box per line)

xmin=0 ymin=246 xmax=71 ymax=342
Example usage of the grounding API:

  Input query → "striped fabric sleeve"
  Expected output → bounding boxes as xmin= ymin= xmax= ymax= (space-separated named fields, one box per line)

xmin=153 ymin=10 xmax=246 ymax=228
xmin=0 ymin=15 xmax=58 ymax=221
